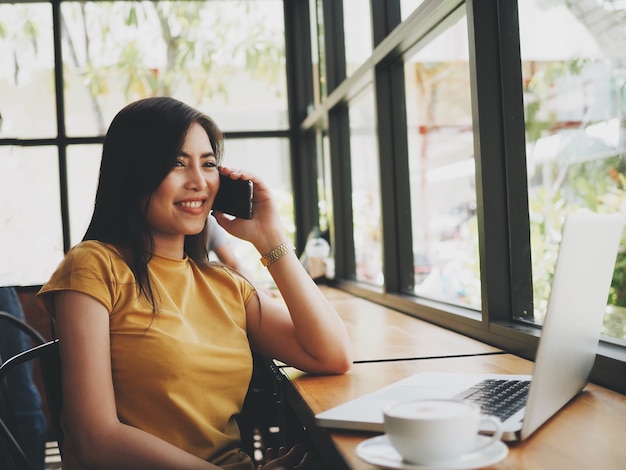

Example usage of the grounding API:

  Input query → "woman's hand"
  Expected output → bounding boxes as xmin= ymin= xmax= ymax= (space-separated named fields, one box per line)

xmin=257 ymin=445 xmax=313 ymax=470
xmin=213 ymin=166 xmax=286 ymax=255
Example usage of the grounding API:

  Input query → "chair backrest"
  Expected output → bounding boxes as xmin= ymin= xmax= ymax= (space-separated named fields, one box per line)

xmin=0 ymin=340 xmax=63 ymax=470
xmin=0 ymin=311 xmax=46 ymax=346
xmin=0 ymin=310 xmax=49 ymax=469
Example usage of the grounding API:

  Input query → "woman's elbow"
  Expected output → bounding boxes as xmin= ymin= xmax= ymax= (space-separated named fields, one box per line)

xmin=334 ymin=333 xmax=354 ymax=373
xmin=332 ymin=355 xmax=353 ymax=375
xmin=322 ymin=347 xmax=353 ymax=375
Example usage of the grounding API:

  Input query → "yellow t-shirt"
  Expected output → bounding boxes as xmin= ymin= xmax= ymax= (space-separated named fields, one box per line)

xmin=37 ymin=240 xmax=256 ymax=470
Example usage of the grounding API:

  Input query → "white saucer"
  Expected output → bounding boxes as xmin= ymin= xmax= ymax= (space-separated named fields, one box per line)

xmin=356 ymin=434 xmax=508 ymax=470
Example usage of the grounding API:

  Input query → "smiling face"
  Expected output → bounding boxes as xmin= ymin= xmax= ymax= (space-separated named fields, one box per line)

xmin=145 ymin=122 xmax=220 ymax=257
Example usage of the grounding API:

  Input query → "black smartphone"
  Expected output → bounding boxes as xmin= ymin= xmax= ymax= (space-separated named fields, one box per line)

xmin=212 ymin=174 xmax=254 ymax=219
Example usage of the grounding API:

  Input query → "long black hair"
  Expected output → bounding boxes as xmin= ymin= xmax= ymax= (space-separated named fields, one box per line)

xmin=83 ymin=96 xmax=224 ymax=310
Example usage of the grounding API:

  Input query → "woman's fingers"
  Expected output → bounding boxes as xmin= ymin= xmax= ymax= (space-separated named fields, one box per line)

xmin=257 ymin=444 xmax=309 ymax=470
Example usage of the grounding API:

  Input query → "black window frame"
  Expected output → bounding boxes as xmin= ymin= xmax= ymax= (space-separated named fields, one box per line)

xmin=291 ymin=0 xmax=626 ymax=394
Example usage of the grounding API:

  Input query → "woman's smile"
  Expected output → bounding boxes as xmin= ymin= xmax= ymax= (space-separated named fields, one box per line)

xmin=175 ymin=198 xmax=207 ymax=212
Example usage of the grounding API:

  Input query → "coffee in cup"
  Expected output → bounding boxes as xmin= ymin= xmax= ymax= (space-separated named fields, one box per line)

xmin=383 ymin=398 xmax=503 ymax=465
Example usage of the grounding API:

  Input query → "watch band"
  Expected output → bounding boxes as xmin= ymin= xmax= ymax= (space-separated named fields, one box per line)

xmin=260 ymin=241 xmax=295 ymax=267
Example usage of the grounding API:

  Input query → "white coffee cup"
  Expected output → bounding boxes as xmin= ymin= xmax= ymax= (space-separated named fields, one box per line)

xmin=383 ymin=398 xmax=503 ymax=465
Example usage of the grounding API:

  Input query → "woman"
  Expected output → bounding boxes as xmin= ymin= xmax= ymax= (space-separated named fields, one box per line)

xmin=37 ymin=97 xmax=352 ymax=469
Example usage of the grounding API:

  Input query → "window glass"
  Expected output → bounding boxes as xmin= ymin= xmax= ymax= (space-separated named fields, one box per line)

xmin=0 ymin=146 xmax=63 ymax=286
xmin=401 ymin=0 xmax=427 ymax=21
xmin=67 ymin=145 xmax=102 ymax=245
xmin=60 ymin=0 xmax=287 ymax=136
xmin=311 ymin=0 xmax=326 ymax=103
xmin=520 ymin=0 xmax=626 ymax=342
xmin=217 ymin=137 xmax=293 ymax=287
xmin=343 ymin=0 xmax=372 ymax=77
xmin=320 ymin=132 xmax=334 ymax=275
xmin=350 ymin=83 xmax=383 ymax=286
xmin=0 ymin=3 xmax=56 ymax=139
xmin=405 ymin=15 xmax=480 ymax=308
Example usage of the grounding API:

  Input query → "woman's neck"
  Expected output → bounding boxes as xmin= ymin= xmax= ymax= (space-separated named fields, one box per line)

xmin=152 ymin=235 xmax=186 ymax=259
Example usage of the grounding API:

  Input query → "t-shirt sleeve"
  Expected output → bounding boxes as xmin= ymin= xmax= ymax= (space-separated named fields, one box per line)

xmin=239 ymin=273 xmax=256 ymax=306
xmin=37 ymin=242 xmax=125 ymax=317
xmin=213 ymin=263 xmax=256 ymax=307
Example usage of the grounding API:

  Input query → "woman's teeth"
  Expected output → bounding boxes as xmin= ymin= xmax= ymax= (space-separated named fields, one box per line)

xmin=178 ymin=201 xmax=203 ymax=208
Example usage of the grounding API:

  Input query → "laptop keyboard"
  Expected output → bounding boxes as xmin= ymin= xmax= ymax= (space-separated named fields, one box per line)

xmin=453 ymin=379 xmax=530 ymax=422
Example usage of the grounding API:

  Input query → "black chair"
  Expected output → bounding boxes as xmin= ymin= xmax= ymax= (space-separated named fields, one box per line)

xmin=0 ymin=312 xmax=45 ymax=430
xmin=0 ymin=311 xmax=62 ymax=470
xmin=237 ymin=352 xmax=283 ymax=467
xmin=0 ymin=311 xmax=46 ymax=469
xmin=0 ymin=339 xmax=62 ymax=470
xmin=0 ymin=312 xmax=46 ymax=346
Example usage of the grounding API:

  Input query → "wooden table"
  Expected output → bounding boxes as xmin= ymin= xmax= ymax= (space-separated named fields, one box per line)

xmin=276 ymin=355 xmax=626 ymax=469
xmin=266 ymin=287 xmax=626 ymax=469
xmin=318 ymin=286 xmax=502 ymax=362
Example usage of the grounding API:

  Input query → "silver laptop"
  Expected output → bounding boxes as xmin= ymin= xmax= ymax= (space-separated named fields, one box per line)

xmin=316 ymin=213 xmax=624 ymax=441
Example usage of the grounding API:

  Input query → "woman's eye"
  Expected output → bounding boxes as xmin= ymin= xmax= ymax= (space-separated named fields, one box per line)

xmin=174 ymin=159 xmax=185 ymax=168
xmin=204 ymin=161 xmax=217 ymax=168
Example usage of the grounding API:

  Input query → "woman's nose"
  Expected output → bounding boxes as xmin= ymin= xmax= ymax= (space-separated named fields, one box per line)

xmin=186 ymin=164 xmax=207 ymax=189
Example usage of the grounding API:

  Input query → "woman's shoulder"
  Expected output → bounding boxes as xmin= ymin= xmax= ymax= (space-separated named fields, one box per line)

xmin=66 ymin=240 xmax=124 ymax=262
xmin=52 ymin=240 xmax=129 ymax=278
xmin=201 ymin=261 xmax=243 ymax=281
xmin=38 ymin=241 xmax=132 ymax=313
xmin=69 ymin=239 xmax=119 ymax=254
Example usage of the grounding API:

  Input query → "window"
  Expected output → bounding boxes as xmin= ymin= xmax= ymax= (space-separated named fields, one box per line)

xmin=350 ymin=84 xmax=383 ymax=285
xmin=401 ymin=0 xmax=427 ymax=21
xmin=0 ymin=145 xmax=62 ymax=286
xmin=0 ymin=0 xmax=291 ymax=286
xmin=310 ymin=0 xmax=326 ymax=105
xmin=0 ymin=3 xmax=56 ymax=139
xmin=343 ymin=0 xmax=372 ymax=78
xmin=405 ymin=14 xmax=479 ymax=308
xmin=519 ymin=0 xmax=626 ymax=343
xmin=66 ymin=145 xmax=102 ymax=246
xmin=60 ymin=1 xmax=288 ymax=136
xmin=0 ymin=3 xmax=62 ymax=285
xmin=301 ymin=0 xmax=626 ymax=393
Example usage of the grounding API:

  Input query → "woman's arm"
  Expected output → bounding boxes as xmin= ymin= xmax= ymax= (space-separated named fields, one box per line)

xmin=246 ymin=253 xmax=353 ymax=374
xmin=213 ymin=168 xmax=353 ymax=375
xmin=53 ymin=291 xmax=219 ymax=470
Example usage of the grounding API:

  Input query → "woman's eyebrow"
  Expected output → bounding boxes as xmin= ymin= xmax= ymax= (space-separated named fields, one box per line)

xmin=177 ymin=150 xmax=216 ymax=158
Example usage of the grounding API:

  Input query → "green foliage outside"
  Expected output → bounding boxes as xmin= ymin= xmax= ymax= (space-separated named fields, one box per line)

xmin=525 ymin=58 xmax=626 ymax=341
